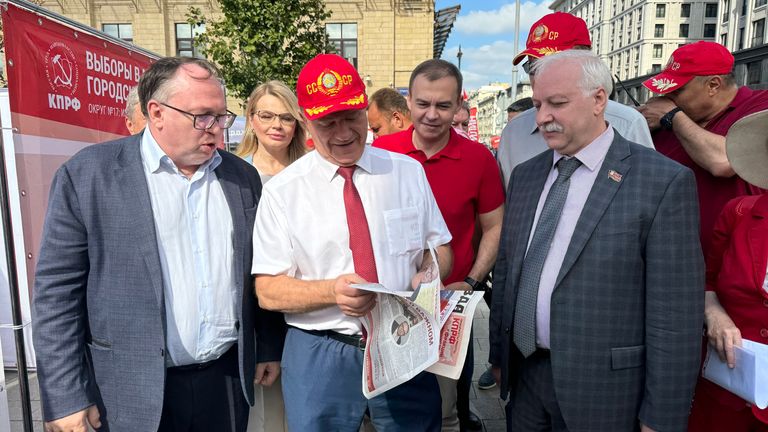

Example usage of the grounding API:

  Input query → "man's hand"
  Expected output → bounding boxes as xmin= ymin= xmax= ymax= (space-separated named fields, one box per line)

xmin=706 ymin=307 xmax=742 ymax=368
xmin=638 ymin=96 xmax=677 ymax=131
xmin=45 ymin=405 xmax=101 ymax=432
xmin=445 ymin=281 xmax=471 ymax=291
xmin=255 ymin=361 xmax=281 ymax=387
xmin=333 ymin=274 xmax=376 ymax=317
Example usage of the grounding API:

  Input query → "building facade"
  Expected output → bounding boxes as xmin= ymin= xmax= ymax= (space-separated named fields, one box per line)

xmin=469 ymin=81 xmax=532 ymax=144
xmin=21 ymin=0 xmax=448 ymax=106
xmin=550 ymin=0 xmax=718 ymax=81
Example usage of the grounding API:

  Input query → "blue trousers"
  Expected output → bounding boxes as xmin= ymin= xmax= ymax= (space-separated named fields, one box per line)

xmin=282 ymin=327 xmax=442 ymax=432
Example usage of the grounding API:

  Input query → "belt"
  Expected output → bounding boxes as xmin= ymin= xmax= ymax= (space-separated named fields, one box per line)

xmin=532 ymin=348 xmax=551 ymax=359
xmin=168 ymin=344 xmax=237 ymax=372
xmin=302 ymin=328 xmax=366 ymax=350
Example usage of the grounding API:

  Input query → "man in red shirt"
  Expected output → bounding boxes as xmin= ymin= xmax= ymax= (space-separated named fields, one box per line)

xmin=374 ymin=59 xmax=505 ymax=432
xmin=639 ymin=41 xmax=768 ymax=431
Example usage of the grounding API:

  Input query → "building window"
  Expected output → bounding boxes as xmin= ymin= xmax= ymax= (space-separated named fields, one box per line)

xmin=655 ymin=24 xmax=664 ymax=37
xmin=705 ymin=3 xmax=718 ymax=17
xmin=102 ymin=23 xmax=133 ymax=43
xmin=651 ymin=64 xmax=662 ymax=73
xmin=175 ymin=23 xmax=205 ymax=58
xmin=326 ymin=23 xmax=358 ymax=69
xmin=704 ymin=24 xmax=717 ymax=38
xmin=679 ymin=23 xmax=689 ymax=37
xmin=753 ymin=19 xmax=765 ymax=46
xmin=721 ymin=33 xmax=729 ymax=46
xmin=680 ymin=3 xmax=691 ymax=17
xmin=656 ymin=3 xmax=666 ymax=17
xmin=758 ymin=0 xmax=767 ymax=7
xmin=739 ymin=27 xmax=746 ymax=49
xmin=723 ymin=0 xmax=730 ymax=21
xmin=653 ymin=44 xmax=663 ymax=57
xmin=747 ymin=61 xmax=762 ymax=84
xmin=742 ymin=0 xmax=748 ymax=16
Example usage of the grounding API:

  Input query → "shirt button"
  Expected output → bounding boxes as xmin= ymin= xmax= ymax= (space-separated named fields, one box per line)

xmin=504 ymin=327 xmax=510 ymax=333
xmin=761 ymin=328 xmax=768 ymax=338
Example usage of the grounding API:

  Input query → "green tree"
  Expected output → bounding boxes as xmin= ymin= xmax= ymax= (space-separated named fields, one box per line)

xmin=187 ymin=0 xmax=332 ymax=104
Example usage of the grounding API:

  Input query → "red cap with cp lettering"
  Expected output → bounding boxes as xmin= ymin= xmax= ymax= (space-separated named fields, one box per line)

xmin=643 ymin=41 xmax=734 ymax=94
xmin=296 ymin=54 xmax=368 ymax=120
xmin=513 ymin=12 xmax=592 ymax=65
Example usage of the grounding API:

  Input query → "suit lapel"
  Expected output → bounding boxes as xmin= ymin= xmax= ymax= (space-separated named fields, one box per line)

xmin=555 ymin=133 xmax=631 ymax=287
xmin=215 ymin=157 xmax=246 ymax=313
xmin=114 ymin=136 xmax=166 ymax=313
xmin=509 ymin=152 xmax=553 ymax=287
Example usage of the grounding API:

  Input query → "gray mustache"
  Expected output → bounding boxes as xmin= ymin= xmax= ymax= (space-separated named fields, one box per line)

xmin=540 ymin=122 xmax=564 ymax=133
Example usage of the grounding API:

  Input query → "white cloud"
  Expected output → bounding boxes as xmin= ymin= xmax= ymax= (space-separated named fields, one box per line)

xmin=444 ymin=40 xmax=529 ymax=90
xmin=454 ymin=1 xmax=553 ymax=37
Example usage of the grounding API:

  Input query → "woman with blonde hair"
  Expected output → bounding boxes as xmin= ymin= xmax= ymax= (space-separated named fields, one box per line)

xmin=236 ymin=80 xmax=307 ymax=184
xmin=240 ymin=80 xmax=306 ymax=432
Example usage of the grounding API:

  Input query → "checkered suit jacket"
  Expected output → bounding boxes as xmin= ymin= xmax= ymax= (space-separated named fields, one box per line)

xmin=32 ymin=135 xmax=286 ymax=431
xmin=489 ymin=131 xmax=704 ymax=431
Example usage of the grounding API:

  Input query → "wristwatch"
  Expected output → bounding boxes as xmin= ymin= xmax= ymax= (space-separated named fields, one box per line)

xmin=660 ymin=107 xmax=682 ymax=130
xmin=464 ymin=276 xmax=483 ymax=291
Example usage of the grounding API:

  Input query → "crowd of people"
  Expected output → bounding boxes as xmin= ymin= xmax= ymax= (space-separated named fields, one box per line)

xmin=29 ymin=10 xmax=768 ymax=432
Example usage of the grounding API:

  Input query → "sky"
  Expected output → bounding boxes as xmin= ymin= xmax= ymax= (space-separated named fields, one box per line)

xmin=435 ymin=0 xmax=554 ymax=91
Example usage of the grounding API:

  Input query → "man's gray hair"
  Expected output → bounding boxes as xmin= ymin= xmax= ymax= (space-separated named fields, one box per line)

xmin=531 ymin=50 xmax=614 ymax=97
xmin=124 ymin=86 xmax=140 ymax=119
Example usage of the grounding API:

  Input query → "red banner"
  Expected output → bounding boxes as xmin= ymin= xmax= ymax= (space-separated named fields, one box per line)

xmin=468 ymin=107 xmax=479 ymax=142
xmin=3 ymin=4 xmax=155 ymax=135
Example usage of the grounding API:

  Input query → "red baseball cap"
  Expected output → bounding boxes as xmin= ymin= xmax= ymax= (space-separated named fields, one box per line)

xmin=513 ymin=12 xmax=592 ymax=65
xmin=296 ymin=54 xmax=368 ymax=120
xmin=643 ymin=41 xmax=734 ymax=94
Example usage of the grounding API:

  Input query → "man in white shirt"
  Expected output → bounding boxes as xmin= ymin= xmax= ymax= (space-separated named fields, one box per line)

xmin=252 ymin=54 xmax=454 ymax=432
xmin=497 ymin=12 xmax=654 ymax=189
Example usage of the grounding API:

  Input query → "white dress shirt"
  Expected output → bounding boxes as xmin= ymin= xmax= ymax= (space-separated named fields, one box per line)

xmin=140 ymin=130 xmax=237 ymax=366
xmin=529 ymin=126 xmax=614 ymax=349
xmin=498 ymin=100 xmax=654 ymax=189
xmin=251 ymin=147 xmax=452 ymax=335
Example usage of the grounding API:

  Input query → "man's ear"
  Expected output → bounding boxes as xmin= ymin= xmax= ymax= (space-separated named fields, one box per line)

xmin=707 ymin=76 xmax=724 ymax=95
xmin=593 ymin=88 xmax=608 ymax=117
xmin=391 ymin=111 xmax=405 ymax=129
xmin=147 ymin=100 xmax=164 ymax=130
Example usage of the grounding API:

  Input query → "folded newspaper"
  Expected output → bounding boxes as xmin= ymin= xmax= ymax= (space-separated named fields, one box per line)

xmin=352 ymin=249 xmax=484 ymax=398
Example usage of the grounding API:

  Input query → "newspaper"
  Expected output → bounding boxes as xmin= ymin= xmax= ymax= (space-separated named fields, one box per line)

xmin=352 ymin=249 xmax=484 ymax=398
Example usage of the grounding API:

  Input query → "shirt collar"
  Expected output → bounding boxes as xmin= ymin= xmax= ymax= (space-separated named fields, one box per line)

xmin=551 ymin=123 xmax=614 ymax=172
xmin=406 ymin=126 xmax=462 ymax=160
xmin=140 ymin=128 xmax=222 ymax=176
xmin=314 ymin=145 xmax=374 ymax=182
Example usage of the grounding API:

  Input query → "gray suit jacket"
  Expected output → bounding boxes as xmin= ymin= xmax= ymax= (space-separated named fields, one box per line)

xmin=489 ymin=132 xmax=704 ymax=432
xmin=32 ymin=134 xmax=286 ymax=431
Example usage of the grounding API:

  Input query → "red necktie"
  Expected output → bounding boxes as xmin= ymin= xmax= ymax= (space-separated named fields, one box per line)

xmin=338 ymin=166 xmax=379 ymax=283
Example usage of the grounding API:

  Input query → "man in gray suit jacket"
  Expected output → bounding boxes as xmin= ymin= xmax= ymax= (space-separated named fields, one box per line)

xmin=32 ymin=57 xmax=285 ymax=432
xmin=489 ymin=50 xmax=704 ymax=431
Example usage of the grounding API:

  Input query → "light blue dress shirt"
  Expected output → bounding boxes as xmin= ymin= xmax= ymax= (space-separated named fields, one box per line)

xmin=140 ymin=131 xmax=238 ymax=366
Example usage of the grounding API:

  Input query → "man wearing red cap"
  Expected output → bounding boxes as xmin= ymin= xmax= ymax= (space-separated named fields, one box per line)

xmin=251 ymin=54 xmax=453 ymax=431
xmin=374 ymin=58 xmax=505 ymax=432
xmin=639 ymin=40 xmax=768 ymax=432
xmin=497 ymin=12 xmax=654 ymax=189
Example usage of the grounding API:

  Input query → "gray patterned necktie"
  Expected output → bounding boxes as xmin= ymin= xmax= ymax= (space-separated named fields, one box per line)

xmin=513 ymin=157 xmax=582 ymax=357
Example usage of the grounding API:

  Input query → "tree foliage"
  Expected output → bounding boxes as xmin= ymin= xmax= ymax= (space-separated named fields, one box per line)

xmin=187 ymin=0 xmax=332 ymax=104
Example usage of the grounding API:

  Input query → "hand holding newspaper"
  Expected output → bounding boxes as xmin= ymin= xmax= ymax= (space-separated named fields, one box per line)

xmin=352 ymin=248 xmax=484 ymax=398
xmin=702 ymin=338 xmax=768 ymax=409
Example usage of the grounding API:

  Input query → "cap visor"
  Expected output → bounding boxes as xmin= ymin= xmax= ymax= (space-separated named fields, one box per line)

xmin=642 ymin=72 xmax=693 ymax=95
xmin=513 ymin=49 xmax=541 ymax=66
xmin=303 ymin=92 xmax=368 ymax=121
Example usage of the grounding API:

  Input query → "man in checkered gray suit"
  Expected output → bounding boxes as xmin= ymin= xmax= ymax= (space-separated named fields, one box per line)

xmin=489 ymin=50 xmax=704 ymax=431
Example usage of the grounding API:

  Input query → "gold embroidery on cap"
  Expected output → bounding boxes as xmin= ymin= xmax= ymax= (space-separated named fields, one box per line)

xmin=305 ymin=105 xmax=333 ymax=116
xmin=530 ymin=24 xmax=550 ymax=43
xmin=651 ymin=77 xmax=678 ymax=92
xmin=317 ymin=70 xmax=344 ymax=97
xmin=340 ymin=94 xmax=365 ymax=106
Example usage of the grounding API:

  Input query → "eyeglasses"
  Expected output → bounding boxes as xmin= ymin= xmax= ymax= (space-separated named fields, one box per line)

xmin=522 ymin=60 xmax=536 ymax=75
xmin=254 ymin=110 xmax=297 ymax=127
xmin=161 ymin=103 xmax=237 ymax=130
